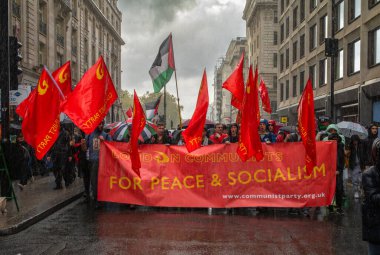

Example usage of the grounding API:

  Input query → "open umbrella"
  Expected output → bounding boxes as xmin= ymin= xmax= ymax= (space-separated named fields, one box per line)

xmin=336 ymin=121 xmax=368 ymax=140
xmin=279 ymin=125 xmax=298 ymax=134
xmin=108 ymin=119 xmax=157 ymax=142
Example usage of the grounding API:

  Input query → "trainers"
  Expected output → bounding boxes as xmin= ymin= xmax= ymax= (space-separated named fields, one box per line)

xmin=354 ymin=192 xmax=359 ymax=199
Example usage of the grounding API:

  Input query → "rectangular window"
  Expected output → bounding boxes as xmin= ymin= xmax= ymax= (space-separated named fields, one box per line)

xmin=309 ymin=64 xmax=317 ymax=89
xmin=273 ymin=76 xmax=277 ymax=89
xmin=309 ymin=24 xmax=317 ymax=51
xmin=348 ymin=39 xmax=361 ymax=74
xmin=300 ymin=34 xmax=305 ymax=58
xmin=274 ymin=10 xmax=278 ymax=23
xmin=300 ymin=71 xmax=305 ymax=93
xmin=273 ymin=53 xmax=278 ymax=68
xmin=286 ymin=48 xmax=289 ymax=68
xmin=335 ymin=1 xmax=344 ymax=32
xmin=280 ymin=53 xmax=284 ymax=71
xmin=349 ymin=0 xmax=361 ymax=21
xmin=293 ymin=75 xmax=297 ymax=97
xmin=369 ymin=0 xmax=380 ymax=8
xmin=320 ymin=15 xmax=328 ymax=44
xmin=319 ymin=58 xmax=327 ymax=86
xmin=310 ymin=0 xmax=317 ymax=12
xmin=280 ymin=83 xmax=284 ymax=101
xmin=293 ymin=6 xmax=298 ymax=30
xmin=293 ymin=40 xmax=298 ymax=62
xmin=369 ymin=27 xmax=380 ymax=66
xmin=274 ymin=31 xmax=278 ymax=45
xmin=281 ymin=0 xmax=285 ymax=14
xmin=286 ymin=80 xmax=289 ymax=100
xmin=286 ymin=17 xmax=290 ymax=37
xmin=335 ymin=49 xmax=344 ymax=80
xmin=281 ymin=24 xmax=284 ymax=42
xmin=300 ymin=0 xmax=305 ymax=21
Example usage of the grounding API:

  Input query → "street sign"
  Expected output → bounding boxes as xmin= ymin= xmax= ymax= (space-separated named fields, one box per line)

xmin=280 ymin=116 xmax=288 ymax=123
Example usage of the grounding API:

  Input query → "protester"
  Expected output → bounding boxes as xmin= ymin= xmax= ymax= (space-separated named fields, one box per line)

xmin=325 ymin=124 xmax=345 ymax=145
xmin=328 ymin=133 xmax=345 ymax=214
xmin=362 ymin=138 xmax=380 ymax=253
xmin=85 ymin=121 xmax=112 ymax=206
xmin=366 ymin=123 xmax=378 ymax=167
xmin=267 ymin=120 xmax=277 ymax=143
xmin=224 ymin=123 xmax=239 ymax=143
xmin=202 ymin=128 xmax=212 ymax=146
xmin=149 ymin=122 xmax=171 ymax=144
xmin=259 ymin=119 xmax=273 ymax=143
xmin=15 ymin=133 xmax=30 ymax=190
xmin=349 ymin=135 xmax=366 ymax=199
xmin=52 ymin=127 xmax=72 ymax=190
xmin=209 ymin=123 xmax=228 ymax=144
xmin=276 ymin=130 xmax=286 ymax=143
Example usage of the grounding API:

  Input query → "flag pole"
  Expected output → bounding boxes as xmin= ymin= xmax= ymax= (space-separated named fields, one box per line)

xmin=164 ymin=84 xmax=167 ymax=126
xmin=174 ymin=69 xmax=182 ymax=129
xmin=44 ymin=66 xmax=65 ymax=100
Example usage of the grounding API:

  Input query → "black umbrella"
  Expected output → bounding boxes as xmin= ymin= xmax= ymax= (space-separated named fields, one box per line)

xmin=279 ymin=125 xmax=297 ymax=134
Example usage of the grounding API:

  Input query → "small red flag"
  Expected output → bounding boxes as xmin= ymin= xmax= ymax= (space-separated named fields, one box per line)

xmin=182 ymin=69 xmax=209 ymax=152
xmin=20 ymin=68 xmax=62 ymax=160
xmin=298 ymin=79 xmax=317 ymax=175
xmin=222 ymin=52 xmax=245 ymax=110
xmin=258 ymin=79 xmax=272 ymax=114
xmin=237 ymin=66 xmax=263 ymax=162
xmin=16 ymin=62 xmax=72 ymax=119
xmin=130 ymin=90 xmax=146 ymax=173
xmin=126 ymin=107 xmax=133 ymax=118
xmin=52 ymin=61 xmax=72 ymax=98
xmin=61 ymin=56 xmax=118 ymax=134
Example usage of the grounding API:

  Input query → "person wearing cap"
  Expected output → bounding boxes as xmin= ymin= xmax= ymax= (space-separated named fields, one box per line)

xmin=362 ymin=138 xmax=380 ymax=253
xmin=259 ymin=119 xmax=272 ymax=143
xmin=267 ymin=120 xmax=277 ymax=143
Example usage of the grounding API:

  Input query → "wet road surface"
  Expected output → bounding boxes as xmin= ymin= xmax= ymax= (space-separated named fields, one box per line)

xmin=0 ymin=197 xmax=367 ymax=255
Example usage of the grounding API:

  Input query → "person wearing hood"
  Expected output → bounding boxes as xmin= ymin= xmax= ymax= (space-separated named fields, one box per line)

xmin=324 ymin=124 xmax=346 ymax=145
xmin=362 ymin=138 xmax=380 ymax=253
xmin=349 ymin=134 xmax=366 ymax=199
xmin=366 ymin=124 xmax=378 ymax=167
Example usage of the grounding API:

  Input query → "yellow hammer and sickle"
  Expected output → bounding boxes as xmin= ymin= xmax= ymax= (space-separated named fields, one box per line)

xmin=59 ymin=70 xmax=68 ymax=84
xmin=247 ymin=85 xmax=251 ymax=94
xmin=38 ymin=80 xmax=49 ymax=95
xmin=96 ymin=62 xmax=104 ymax=80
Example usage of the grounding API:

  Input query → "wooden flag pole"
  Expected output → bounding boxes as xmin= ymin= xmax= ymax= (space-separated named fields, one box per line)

xmin=164 ymin=84 xmax=167 ymax=126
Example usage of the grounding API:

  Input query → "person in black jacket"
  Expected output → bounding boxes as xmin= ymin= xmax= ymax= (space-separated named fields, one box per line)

xmin=362 ymin=138 xmax=380 ymax=254
xmin=365 ymin=124 xmax=378 ymax=167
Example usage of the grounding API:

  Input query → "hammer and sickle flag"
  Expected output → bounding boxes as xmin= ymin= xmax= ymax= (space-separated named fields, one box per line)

xmin=16 ymin=62 xmax=72 ymax=119
xmin=182 ymin=69 xmax=209 ymax=153
xmin=62 ymin=56 xmax=118 ymax=134
xmin=20 ymin=67 xmax=61 ymax=160
xmin=52 ymin=61 xmax=72 ymax=98
xmin=237 ymin=65 xmax=263 ymax=162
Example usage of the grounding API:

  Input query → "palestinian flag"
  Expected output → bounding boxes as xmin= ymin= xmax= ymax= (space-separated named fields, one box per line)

xmin=145 ymin=95 xmax=162 ymax=120
xmin=149 ymin=33 xmax=175 ymax=93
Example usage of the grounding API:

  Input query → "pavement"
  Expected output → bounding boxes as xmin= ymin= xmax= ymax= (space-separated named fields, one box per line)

xmin=0 ymin=174 xmax=83 ymax=235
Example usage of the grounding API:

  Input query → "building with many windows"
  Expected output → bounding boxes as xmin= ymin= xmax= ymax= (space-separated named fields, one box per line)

xmin=213 ymin=37 xmax=248 ymax=124
xmin=9 ymin=0 xmax=125 ymax=122
xmin=276 ymin=0 xmax=380 ymax=125
xmin=243 ymin=0 xmax=278 ymax=120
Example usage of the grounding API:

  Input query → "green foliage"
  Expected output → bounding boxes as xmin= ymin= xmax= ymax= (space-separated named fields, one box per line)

xmin=119 ymin=90 xmax=183 ymax=129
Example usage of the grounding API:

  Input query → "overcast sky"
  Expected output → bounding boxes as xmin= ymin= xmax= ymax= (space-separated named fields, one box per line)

xmin=118 ymin=0 xmax=246 ymax=119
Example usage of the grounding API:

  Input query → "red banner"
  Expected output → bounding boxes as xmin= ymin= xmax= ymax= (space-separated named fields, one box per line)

xmin=98 ymin=142 xmax=337 ymax=208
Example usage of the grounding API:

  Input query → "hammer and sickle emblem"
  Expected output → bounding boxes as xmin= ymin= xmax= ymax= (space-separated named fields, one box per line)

xmin=38 ymin=80 xmax=49 ymax=95
xmin=96 ymin=62 xmax=104 ymax=80
xmin=154 ymin=151 xmax=170 ymax=163
xmin=59 ymin=70 xmax=68 ymax=84
xmin=246 ymin=85 xmax=251 ymax=94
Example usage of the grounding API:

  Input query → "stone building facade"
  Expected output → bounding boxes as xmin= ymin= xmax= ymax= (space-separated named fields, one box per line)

xmin=276 ymin=0 xmax=380 ymax=126
xmin=9 ymin=0 xmax=125 ymax=122
xmin=243 ymin=0 xmax=278 ymax=120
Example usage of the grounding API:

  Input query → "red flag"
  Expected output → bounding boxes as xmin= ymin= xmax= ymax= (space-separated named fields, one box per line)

xmin=182 ymin=69 xmax=209 ymax=152
xmin=258 ymin=79 xmax=272 ymax=114
xmin=16 ymin=62 xmax=72 ymax=119
xmin=298 ymin=79 xmax=317 ymax=175
xmin=130 ymin=90 xmax=146 ymax=173
xmin=222 ymin=52 xmax=245 ymax=110
xmin=237 ymin=66 xmax=263 ymax=162
xmin=20 ymin=68 xmax=62 ymax=160
xmin=126 ymin=107 xmax=133 ymax=118
xmin=52 ymin=61 xmax=72 ymax=98
xmin=61 ymin=56 xmax=118 ymax=134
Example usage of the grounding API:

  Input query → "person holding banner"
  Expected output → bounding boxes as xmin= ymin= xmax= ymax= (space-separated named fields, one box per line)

xmin=85 ymin=121 xmax=112 ymax=206
xmin=362 ymin=138 xmax=380 ymax=254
